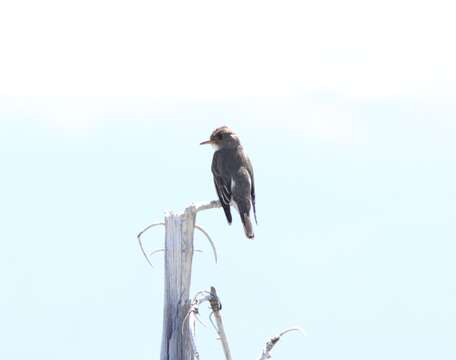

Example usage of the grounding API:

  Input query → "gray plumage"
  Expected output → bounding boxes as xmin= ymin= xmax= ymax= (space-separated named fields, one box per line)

xmin=200 ymin=126 xmax=257 ymax=239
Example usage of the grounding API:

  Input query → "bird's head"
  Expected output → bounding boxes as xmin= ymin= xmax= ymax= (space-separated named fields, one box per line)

xmin=200 ymin=126 xmax=240 ymax=150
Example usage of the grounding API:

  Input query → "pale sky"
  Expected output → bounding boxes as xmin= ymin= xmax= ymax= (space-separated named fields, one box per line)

xmin=1 ymin=0 xmax=455 ymax=98
xmin=1 ymin=1 xmax=455 ymax=360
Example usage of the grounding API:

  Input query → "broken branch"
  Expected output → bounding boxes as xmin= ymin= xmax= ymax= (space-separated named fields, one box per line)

xmin=256 ymin=327 xmax=305 ymax=360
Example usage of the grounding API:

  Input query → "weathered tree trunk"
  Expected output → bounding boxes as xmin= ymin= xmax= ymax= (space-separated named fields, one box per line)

xmin=160 ymin=207 xmax=196 ymax=360
xmin=138 ymin=200 xmax=302 ymax=359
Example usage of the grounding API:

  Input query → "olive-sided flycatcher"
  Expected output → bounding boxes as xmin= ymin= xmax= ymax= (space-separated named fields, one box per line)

xmin=200 ymin=126 xmax=257 ymax=239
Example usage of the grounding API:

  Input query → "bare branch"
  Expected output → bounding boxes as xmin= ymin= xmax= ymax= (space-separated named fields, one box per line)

xmin=279 ymin=327 xmax=306 ymax=337
xmin=208 ymin=311 xmax=218 ymax=333
xmin=188 ymin=311 xmax=199 ymax=360
xmin=149 ymin=248 xmax=164 ymax=256
xmin=209 ymin=287 xmax=232 ymax=360
xmin=194 ymin=224 xmax=218 ymax=264
xmin=194 ymin=200 xmax=221 ymax=213
xmin=185 ymin=288 xmax=234 ymax=360
xmin=136 ymin=222 xmax=165 ymax=268
xmin=185 ymin=292 xmax=213 ymax=359
xmin=256 ymin=326 xmax=305 ymax=360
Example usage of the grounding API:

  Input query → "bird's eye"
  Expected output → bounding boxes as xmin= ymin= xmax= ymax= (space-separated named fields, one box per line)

xmin=217 ymin=133 xmax=223 ymax=140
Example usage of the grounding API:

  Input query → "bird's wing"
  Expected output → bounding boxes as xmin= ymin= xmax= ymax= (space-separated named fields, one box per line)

xmin=244 ymin=154 xmax=257 ymax=224
xmin=211 ymin=152 xmax=232 ymax=224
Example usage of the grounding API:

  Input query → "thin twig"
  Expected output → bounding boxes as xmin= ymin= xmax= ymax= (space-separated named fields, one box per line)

xmin=183 ymin=292 xmax=212 ymax=335
xmin=256 ymin=327 xmax=305 ymax=360
xmin=149 ymin=248 xmax=164 ymax=256
xmin=209 ymin=311 xmax=218 ymax=334
xmin=136 ymin=222 xmax=165 ymax=268
xmin=185 ymin=292 xmax=213 ymax=359
xmin=188 ymin=310 xmax=199 ymax=360
xmin=278 ymin=326 xmax=306 ymax=337
xmin=195 ymin=224 xmax=218 ymax=263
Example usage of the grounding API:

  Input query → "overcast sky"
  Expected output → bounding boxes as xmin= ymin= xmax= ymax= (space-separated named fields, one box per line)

xmin=0 ymin=1 xmax=455 ymax=360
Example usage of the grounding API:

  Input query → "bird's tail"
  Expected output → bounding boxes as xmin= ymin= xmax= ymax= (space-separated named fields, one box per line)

xmin=241 ymin=212 xmax=255 ymax=239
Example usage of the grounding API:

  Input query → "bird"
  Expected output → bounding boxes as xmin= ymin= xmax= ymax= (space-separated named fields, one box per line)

xmin=200 ymin=126 xmax=257 ymax=239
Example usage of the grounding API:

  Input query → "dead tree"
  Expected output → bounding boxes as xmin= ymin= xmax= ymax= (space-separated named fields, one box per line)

xmin=137 ymin=201 xmax=302 ymax=360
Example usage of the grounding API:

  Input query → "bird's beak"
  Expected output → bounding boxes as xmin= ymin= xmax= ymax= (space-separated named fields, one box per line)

xmin=200 ymin=140 xmax=213 ymax=145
